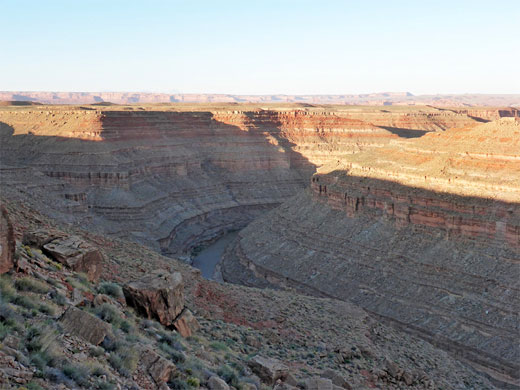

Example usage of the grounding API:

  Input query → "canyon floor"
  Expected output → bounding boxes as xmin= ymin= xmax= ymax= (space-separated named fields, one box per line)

xmin=0 ymin=102 xmax=518 ymax=390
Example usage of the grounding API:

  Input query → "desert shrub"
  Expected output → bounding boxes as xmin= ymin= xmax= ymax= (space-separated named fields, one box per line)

xmin=23 ymin=245 xmax=34 ymax=258
xmin=98 ymin=282 xmax=123 ymax=299
xmin=187 ymin=377 xmax=200 ymax=388
xmin=159 ymin=342 xmax=186 ymax=364
xmin=108 ymin=347 xmax=138 ymax=377
xmin=38 ymin=303 xmax=55 ymax=315
xmin=30 ymin=351 xmax=50 ymax=371
xmin=63 ymin=363 xmax=90 ymax=387
xmin=65 ymin=277 xmax=87 ymax=291
xmin=42 ymin=367 xmax=73 ymax=386
xmin=13 ymin=294 xmax=38 ymax=310
xmin=0 ymin=275 xmax=15 ymax=300
xmin=76 ymin=272 xmax=90 ymax=286
xmin=120 ymin=319 xmax=135 ymax=333
xmin=49 ymin=290 xmax=67 ymax=306
xmin=90 ymin=346 xmax=105 ymax=357
xmin=97 ymin=381 xmax=116 ymax=390
xmin=91 ymin=364 xmax=109 ymax=377
xmin=94 ymin=303 xmax=121 ymax=326
xmin=26 ymin=382 xmax=44 ymax=390
xmin=15 ymin=278 xmax=49 ymax=294
xmin=217 ymin=365 xmax=240 ymax=388
xmin=169 ymin=378 xmax=190 ymax=390
xmin=26 ymin=325 xmax=62 ymax=369
xmin=159 ymin=330 xmax=181 ymax=346
xmin=209 ymin=341 xmax=229 ymax=352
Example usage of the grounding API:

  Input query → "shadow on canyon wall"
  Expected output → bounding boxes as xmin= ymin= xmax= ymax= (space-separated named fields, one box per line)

xmin=225 ymin=171 xmax=519 ymax=387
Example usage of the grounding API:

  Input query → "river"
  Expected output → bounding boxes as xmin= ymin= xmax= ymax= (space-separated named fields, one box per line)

xmin=192 ymin=232 xmax=238 ymax=280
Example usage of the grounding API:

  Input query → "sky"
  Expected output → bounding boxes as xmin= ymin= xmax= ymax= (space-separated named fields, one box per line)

xmin=1 ymin=0 xmax=519 ymax=95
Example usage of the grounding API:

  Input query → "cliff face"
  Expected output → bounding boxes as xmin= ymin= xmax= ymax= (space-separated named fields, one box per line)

xmin=0 ymin=105 xmax=485 ymax=254
xmin=222 ymin=119 xmax=520 ymax=387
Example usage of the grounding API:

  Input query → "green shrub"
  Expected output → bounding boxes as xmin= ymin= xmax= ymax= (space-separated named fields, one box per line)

xmin=169 ymin=378 xmax=190 ymax=390
xmin=209 ymin=341 xmax=229 ymax=352
xmin=90 ymin=346 xmax=105 ymax=357
xmin=39 ymin=303 xmax=55 ymax=315
xmin=217 ymin=365 xmax=240 ymax=388
xmin=0 ymin=275 xmax=15 ymax=300
xmin=91 ymin=364 xmax=108 ymax=377
xmin=187 ymin=377 xmax=200 ymax=388
xmin=97 ymin=381 xmax=116 ymax=390
xmin=15 ymin=278 xmax=49 ymax=294
xmin=63 ymin=363 xmax=90 ymax=387
xmin=13 ymin=295 xmax=38 ymax=310
xmin=120 ymin=319 xmax=134 ymax=333
xmin=98 ymin=282 xmax=123 ymax=299
xmin=108 ymin=348 xmax=138 ymax=377
xmin=26 ymin=382 xmax=45 ymax=390
xmin=159 ymin=342 xmax=186 ymax=363
xmin=94 ymin=303 xmax=121 ymax=326
xmin=50 ymin=291 xmax=67 ymax=306
xmin=76 ymin=273 xmax=90 ymax=286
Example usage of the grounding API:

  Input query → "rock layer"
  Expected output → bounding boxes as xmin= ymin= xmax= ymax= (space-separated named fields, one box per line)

xmin=222 ymin=119 xmax=520 ymax=387
xmin=0 ymin=105 xmax=500 ymax=254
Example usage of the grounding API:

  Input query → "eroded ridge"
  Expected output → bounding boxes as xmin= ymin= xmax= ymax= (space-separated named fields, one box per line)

xmin=222 ymin=118 xmax=520 ymax=387
xmin=0 ymin=104 xmax=494 ymax=254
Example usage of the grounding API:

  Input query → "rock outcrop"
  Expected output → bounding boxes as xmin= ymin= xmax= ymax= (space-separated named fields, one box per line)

xmin=123 ymin=269 xmax=184 ymax=326
xmin=0 ymin=205 xmax=15 ymax=274
xmin=60 ymin=306 xmax=112 ymax=345
xmin=0 ymin=105 xmax=494 ymax=257
xmin=248 ymin=355 xmax=289 ymax=385
xmin=23 ymin=230 xmax=103 ymax=281
xmin=173 ymin=308 xmax=200 ymax=338
xmin=222 ymin=119 xmax=520 ymax=387
xmin=141 ymin=346 xmax=176 ymax=385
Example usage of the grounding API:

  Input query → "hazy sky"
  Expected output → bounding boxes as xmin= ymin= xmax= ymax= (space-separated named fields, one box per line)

xmin=1 ymin=0 xmax=519 ymax=95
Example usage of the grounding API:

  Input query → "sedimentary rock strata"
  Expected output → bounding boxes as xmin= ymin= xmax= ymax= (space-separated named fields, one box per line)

xmin=222 ymin=118 xmax=520 ymax=387
xmin=0 ymin=104 xmax=501 ymax=255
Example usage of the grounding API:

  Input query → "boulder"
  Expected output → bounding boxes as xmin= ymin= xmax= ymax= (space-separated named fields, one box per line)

xmin=43 ymin=235 xmax=103 ymax=281
xmin=0 ymin=205 xmax=15 ymax=274
xmin=123 ymin=270 xmax=184 ymax=326
xmin=305 ymin=377 xmax=333 ymax=390
xmin=208 ymin=376 xmax=230 ymax=390
xmin=248 ymin=355 xmax=289 ymax=385
xmin=60 ymin=306 xmax=112 ymax=345
xmin=321 ymin=369 xmax=351 ymax=390
xmin=173 ymin=308 xmax=200 ymax=337
xmin=22 ymin=229 xmax=63 ymax=248
xmin=141 ymin=347 xmax=176 ymax=384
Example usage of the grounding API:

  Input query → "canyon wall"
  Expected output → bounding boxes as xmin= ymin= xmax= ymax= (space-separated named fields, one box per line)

xmin=1 ymin=104 xmax=486 ymax=254
xmin=222 ymin=118 xmax=520 ymax=387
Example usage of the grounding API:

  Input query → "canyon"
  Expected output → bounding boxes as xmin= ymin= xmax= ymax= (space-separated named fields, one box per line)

xmin=1 ymin=102 xmax=519 ymax=389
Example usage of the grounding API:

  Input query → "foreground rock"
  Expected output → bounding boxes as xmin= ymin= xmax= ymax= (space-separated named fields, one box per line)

xmin=0 ymin=205 xmax=14 ymax=274
xmin=208 ymin=376 xmax=230 ymax=390
xmin=141 ymin=346 xmax=176 ymax=385
xmin=123 ymin=269 xmax=184 ymax=326
xmin=60 ymin=306 xmax=112 ymax=345
xmin=321 ymin=370 xmax=351 ymax=390
xmin=248 ymin=355 xmax=289 ymax=385
xmin=23 ymin=229 xmax=103 ymax=281
xmin=43 ymin=236 xmax=103 ymax=281
xmin=173 ymin=308 xmax=200 ymax=337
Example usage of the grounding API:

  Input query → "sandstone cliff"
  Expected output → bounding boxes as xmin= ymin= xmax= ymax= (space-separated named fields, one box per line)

xmin=222 ymin=119 xmax=520 ymax=387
